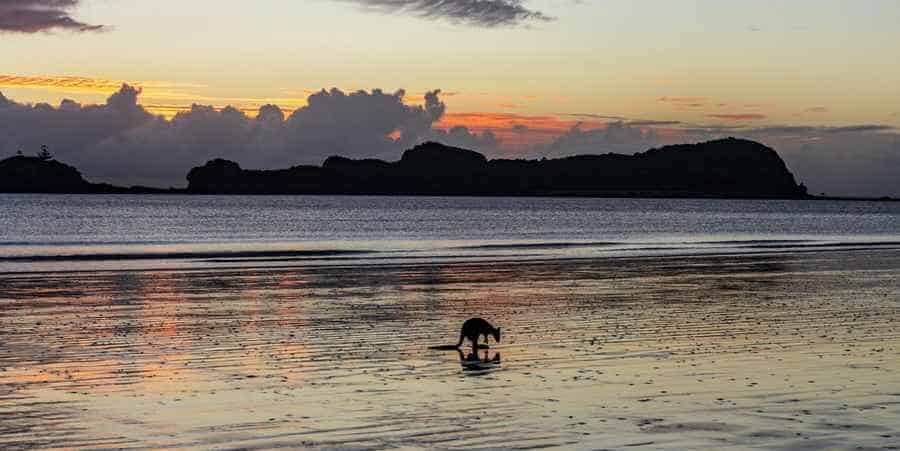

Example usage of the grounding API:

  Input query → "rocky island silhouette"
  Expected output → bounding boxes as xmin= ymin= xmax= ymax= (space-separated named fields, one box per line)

xmin=186 ymin=138 xmax=809 ymax=198
xmin=2 ymin=138 xmax=811 ymax=198
xmin=0 ymin=153 xmax=167 ymax=194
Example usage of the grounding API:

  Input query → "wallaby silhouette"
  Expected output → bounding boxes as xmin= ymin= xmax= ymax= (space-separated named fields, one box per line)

xmin=457 ymin=318 xmax=501 ymax=353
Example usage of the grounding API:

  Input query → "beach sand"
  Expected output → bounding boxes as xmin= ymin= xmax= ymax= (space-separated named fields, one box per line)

xmin=1 ymin=249 xmax=898 ymax=450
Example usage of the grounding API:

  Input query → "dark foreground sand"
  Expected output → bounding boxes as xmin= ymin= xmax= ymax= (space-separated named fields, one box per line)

xmin=1 ymin=249 xmax=898 ymax=450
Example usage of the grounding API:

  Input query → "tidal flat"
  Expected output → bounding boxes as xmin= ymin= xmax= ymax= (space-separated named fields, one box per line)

xmin=1 ymin=249 xmax=898 ymax=450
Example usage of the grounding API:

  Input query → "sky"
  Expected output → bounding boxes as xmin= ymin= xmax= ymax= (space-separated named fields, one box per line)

xmin=1 ymin=0 xmax=899 ymax=196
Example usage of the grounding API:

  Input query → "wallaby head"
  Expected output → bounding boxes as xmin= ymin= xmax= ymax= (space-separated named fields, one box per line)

xmin=493 ymin=327 xmax=501 ymax=343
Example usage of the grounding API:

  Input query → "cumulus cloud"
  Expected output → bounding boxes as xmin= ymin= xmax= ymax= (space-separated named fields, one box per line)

xmin=529 ymin=119 xmax=900 ymax=197
xmin=0 ymin=85 xmax=447 ymax=187
xmin=0 ymin=84 xmax=152 ymax=165
xmin=536 ymin=121 xmax=662 ymax=158
xmin=778 ymin=131 xmax=899 ymax=197
xmin=2 ymin=85 xmax=898 ymax=196
xmin=677 ymin=124 xmax=900 ymax=197
xmin=339 ymin=0 xmax=552 ymax=27
xmin=427 ymin=125 xmax=501 ymax=151
xmin=285 ymin=88 xmax=445 ymax=162
xmin=0 ymin=0 xmax=103 ymax=33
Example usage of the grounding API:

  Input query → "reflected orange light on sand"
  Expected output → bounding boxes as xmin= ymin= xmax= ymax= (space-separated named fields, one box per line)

xmin=127 ymin=273 xmax=208 ymax=390
xmin=1 ymin=359 xmax=121 ymax=389
xmin=129 ymin=352 xmax=205 ymax=394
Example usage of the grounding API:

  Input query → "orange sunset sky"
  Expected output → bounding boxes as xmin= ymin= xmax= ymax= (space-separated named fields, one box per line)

xmin=2 ymin=0 xmax=899 ymax=195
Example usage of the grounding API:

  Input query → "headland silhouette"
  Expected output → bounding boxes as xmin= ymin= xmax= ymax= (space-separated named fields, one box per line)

xmin=2 ymin=138 xmax=815 ymax=198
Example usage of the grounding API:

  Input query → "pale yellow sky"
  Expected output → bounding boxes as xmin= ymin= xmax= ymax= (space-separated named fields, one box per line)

xmin=2 ymin=0 xmax=900 ymax=198
xmin=2 ymin=0 xmax=900 ymax=132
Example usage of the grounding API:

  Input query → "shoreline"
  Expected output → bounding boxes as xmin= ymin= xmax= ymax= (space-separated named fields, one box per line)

xmin=1 ymin=242 xmax=899 ymax=276
xmin=2 ymin=190 xmax=896 ymax=201
xmin=1 ymin=247 xmax=898 ymax=449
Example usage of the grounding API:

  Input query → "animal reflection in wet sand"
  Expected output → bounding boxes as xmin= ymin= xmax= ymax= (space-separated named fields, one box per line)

xmin=457 ymin=349 xmax=502 ymax=375
xmin=0 ymin=250 xmax=898 ymax=449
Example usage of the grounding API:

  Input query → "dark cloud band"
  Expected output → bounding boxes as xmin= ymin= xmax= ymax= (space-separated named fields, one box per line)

xmin=1 ymin=85 xmax=897 ymax=196
xmin=340 ymin=0 xmax=552 ymax=27
xmin=0 ymin=85 xmax=447 ymax=187
xmin=0 ymin=0 xmax=102 ymax=33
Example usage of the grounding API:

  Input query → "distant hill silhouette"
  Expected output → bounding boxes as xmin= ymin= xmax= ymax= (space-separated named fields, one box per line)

xmin=0 ymin=139 xmax=813 ymax=198
xmin=186 ymin=138 xmax=810 ymax=198
xmin=0 ymin=155 xmax=168 ymax=194
xmin=0 ymin=155 xmax=96 ymax=193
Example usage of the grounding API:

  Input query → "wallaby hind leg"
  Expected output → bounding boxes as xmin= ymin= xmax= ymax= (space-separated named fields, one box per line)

xmin=471 ymin=335 xmax=478 ymax=354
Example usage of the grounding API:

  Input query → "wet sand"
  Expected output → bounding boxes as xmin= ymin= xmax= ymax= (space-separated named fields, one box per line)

xmin=1 ymin=249 xmax=898 ymax=450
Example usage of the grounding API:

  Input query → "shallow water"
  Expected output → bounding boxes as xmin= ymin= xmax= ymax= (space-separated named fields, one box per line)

xmin=1 ymin=249 xmax=898 ymax=449
xmin=1 ymin=194 xmax=898 ymax=273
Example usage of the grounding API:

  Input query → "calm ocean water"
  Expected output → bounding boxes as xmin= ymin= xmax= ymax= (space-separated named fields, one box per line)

xmin=0 ymin=194 xmax=898 ymax=272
